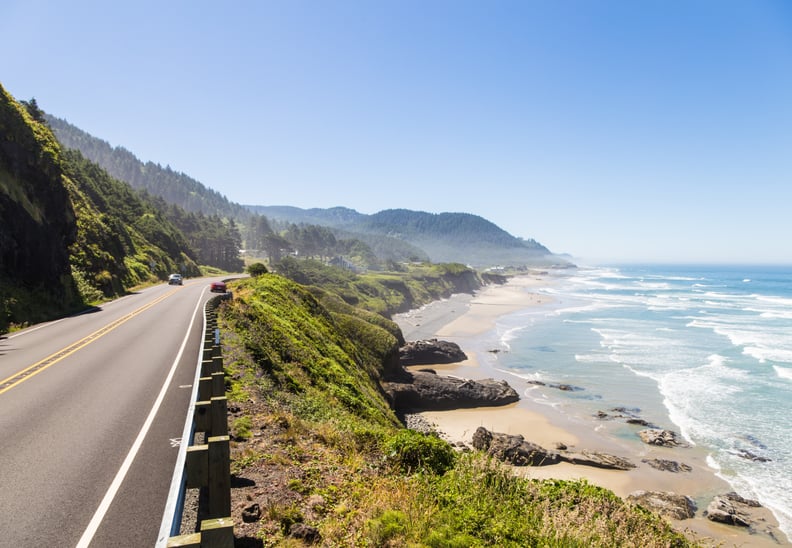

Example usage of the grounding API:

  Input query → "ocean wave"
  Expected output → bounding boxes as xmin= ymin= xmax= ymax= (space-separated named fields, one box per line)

xmin=774 ymin=365 xmax=792 ymax=381
xmin=574 ymin=353 xmax=609 ymax=363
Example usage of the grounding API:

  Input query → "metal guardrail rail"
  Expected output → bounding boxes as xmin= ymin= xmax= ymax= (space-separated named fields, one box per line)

xmin=156 ymin=293 xmax=234 ymax=548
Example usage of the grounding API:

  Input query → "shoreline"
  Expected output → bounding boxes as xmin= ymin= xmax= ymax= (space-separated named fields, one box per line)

xmin=393 ymin=275 xmax=787 ymax=547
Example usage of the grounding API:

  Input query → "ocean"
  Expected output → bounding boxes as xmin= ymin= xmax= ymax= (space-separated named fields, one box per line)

xmin=484 ymin=264 xmax=792 ymax=538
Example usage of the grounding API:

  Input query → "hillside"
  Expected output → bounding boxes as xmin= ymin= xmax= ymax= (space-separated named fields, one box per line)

xmin=0 ymin=87 xmax=79 ymax=330
xmin=46 ymin=114 xmax=252 ymax=221
xmin=1 ymin=86 xmax=204 ymax=330
xmin=218 ymin=272 xmax=694 ymax=546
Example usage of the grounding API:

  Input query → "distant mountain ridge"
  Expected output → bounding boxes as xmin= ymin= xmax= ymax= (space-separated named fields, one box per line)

xmin=248 ymin=205 xmax=567 ymax=267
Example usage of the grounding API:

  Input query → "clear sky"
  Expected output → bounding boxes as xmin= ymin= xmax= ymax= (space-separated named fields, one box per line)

xmin=3 ymin=1 xmax=792 ymax=264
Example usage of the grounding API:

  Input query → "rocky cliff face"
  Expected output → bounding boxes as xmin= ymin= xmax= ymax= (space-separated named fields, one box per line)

xmin=0 ymin=85 xmax=77 ymax=329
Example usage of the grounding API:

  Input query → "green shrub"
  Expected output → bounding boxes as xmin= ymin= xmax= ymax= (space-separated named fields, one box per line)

xmin=247 ymin=262 xmax=268 ymax=276
xmin=366 ymin=509 xmax=408 ymax=544
xmin=385 ymin=430 xmax=456 ymax=475
xmin=232 ymin=416 xmax=253 ymax=440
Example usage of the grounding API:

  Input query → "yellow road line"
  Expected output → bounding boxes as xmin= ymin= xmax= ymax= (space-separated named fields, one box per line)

xmin=0 ymin=288 xmax=180 ymax=395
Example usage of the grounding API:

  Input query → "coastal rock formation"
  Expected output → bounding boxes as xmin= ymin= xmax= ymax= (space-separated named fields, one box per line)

xmin=596 ymin=408 xmax=659 ymax=428
xmin=705 ymin=492 xmax=761 ymax=527
xmin=471 ymin=427 xmax=636 ymax=470
xmin=561 ymin=451 xmax=636 ymax=470
xmin=399 ymin=339 xmax=468 ymax=365
xmin=627 ymin=491 xmax=697 ymax=520
xmin=471 ymin=427 xmax=561 ymax=466
xmin=527 ymin=380 xmax=584 ymax=392
xmin=704 ymin=492 xmax=786 ymax=542
xmin=384 ymin=371 xmax=519 ymax=412
xmin=638 ymin=429 xmax=687 ymax=447
xmin=736 ymin=449 xmax=772 ymax=462
xmin=641 ymin=459 xmax=692 ymax=473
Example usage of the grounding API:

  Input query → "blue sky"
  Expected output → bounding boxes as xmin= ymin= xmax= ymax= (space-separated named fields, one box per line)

xmin=3 ymin=1 xmax=792 ymax=264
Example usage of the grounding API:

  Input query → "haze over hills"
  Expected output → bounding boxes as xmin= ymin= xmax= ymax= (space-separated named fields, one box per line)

xmin=47 ymin=114 xmax=569 ymax=268
xmin=248 ymin=206 xmax=566 ymax=268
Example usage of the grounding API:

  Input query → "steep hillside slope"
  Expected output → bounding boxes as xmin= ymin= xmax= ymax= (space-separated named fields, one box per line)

xmin=1 ymin=86 xmax=204 ymax=330
xmin=62 ymin=148 xmax=202 ymax=297
xmin=0 ymin=85 xmax=79 ymax=330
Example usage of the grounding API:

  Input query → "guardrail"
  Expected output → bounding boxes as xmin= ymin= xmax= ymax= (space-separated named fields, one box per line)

xmin=157 ymin=293 xmax=234 ymax=548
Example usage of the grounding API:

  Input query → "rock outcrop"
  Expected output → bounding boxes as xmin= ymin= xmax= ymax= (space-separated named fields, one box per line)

xmin=384 ymin=371 xmax=519 ymax=412
xmin=562 ymin=451 xmax=636 ymax=470
xmin=638 ymin=429 xmax=687 ymax=447
xmin=704 ymin=492 xmax=785 ymax=541
xmin=627 ymin=491 xmax=697 ymax=520
xmin=705 ymin=492 xmax=761 ymax=527
xmin=471 ymin=427 xmax=561 ymax=466
xmin=641 ymin=459 xmax=692 ymax=473
xmin=471 ymin=427 xmax=635 ymax=470
xmin=399 ymin=339 xmax=467 ymax=365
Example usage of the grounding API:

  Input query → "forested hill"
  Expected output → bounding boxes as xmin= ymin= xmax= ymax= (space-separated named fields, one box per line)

xmin=1 ymin=85 xmax=205 ymax=331
xmin=249 ymin=205 xmax=568 ymax=268
xmin=46 ymin=115 xmax=251 ymax=220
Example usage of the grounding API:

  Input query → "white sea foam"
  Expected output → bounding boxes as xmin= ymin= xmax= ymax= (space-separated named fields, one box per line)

xmin=774 ymin=366 xmax=792 ymax=381
xmin=503 ymin=265 xmax=792 ymax=540
xmin=574 ymin=353 xmax=610 ymax=364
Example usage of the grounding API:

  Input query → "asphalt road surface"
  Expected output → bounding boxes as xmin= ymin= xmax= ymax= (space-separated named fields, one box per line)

xmin=0 ymin=278 xmax=228 ymax=547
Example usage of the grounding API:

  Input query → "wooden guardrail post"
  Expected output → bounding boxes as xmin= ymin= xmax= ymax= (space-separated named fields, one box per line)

xmin=210 ymin=396 xmax=228 ymax=437
xmin=211 ymin=371 xmax=225 ymax=398
xmin=201 ymin=518 xmax=234 ymax=548
xmin=207 ymin=435 xmax=231 ymax=518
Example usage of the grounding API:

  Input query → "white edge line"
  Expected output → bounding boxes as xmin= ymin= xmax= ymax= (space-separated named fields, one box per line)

xmin=155 ymin=291 xmax=211 ymax=546
xmin=76 ymin=288 xmax=207 ymax=548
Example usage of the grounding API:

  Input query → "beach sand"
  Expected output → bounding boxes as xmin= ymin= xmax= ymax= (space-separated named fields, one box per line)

xmin=393 ymin=275 xmax=787 ymax=547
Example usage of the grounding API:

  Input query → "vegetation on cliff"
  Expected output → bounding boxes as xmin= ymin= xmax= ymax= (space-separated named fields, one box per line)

xmin=0 ymin=86 xmax=79 ymax=330
xmin=219 ymin=273 xmax=695 ymax=547
xmin=273 ymin=256 xmax=482 ymax=316
xmin=1 ymin=85 xmax=239 ymax=331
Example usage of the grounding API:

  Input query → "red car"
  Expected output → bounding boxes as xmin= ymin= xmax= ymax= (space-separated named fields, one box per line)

xmin=210 ymin=281 xmax=227 ymax=293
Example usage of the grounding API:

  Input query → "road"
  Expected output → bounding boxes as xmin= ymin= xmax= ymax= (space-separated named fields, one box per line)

xmin=0 ymin=278 xmax=227 ymax=547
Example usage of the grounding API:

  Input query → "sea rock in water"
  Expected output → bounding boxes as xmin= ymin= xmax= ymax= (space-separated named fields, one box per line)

xmin=471 ymin=427 xmax=560 ymax=467
xmin=560 ymin=450 xmax=636 ymax=470
xmin=641 ymin=458 xmax=692 ymax=473
xmin=627 ymin=490 xmax=697 ymax=520
xmin=399 ymin=339 xmax=467 ymax=365
xmin=736 ymin=449 xmax=772 ymax=462
xmin=384 ymin=371 xmax=519 ymax=412
xmin=638 ymin=429 xmax=687 ymax=447
xmin=705 ymin=492 xmax=761 ymax=527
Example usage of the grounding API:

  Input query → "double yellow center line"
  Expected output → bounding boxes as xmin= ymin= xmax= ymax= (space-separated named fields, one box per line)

xmin=0 ymin=289 xmax=178 ymax=396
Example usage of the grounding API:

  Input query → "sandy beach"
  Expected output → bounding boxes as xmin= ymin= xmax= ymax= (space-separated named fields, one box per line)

xmin=393 ymin=275 xmax=787 ymax=547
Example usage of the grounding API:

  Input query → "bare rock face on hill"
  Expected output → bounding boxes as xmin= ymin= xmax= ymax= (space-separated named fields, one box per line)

xmin=384 ymin=371 xmax=519 ymax=412
xmin=399 ymin=339 xmax=468 ymax=365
